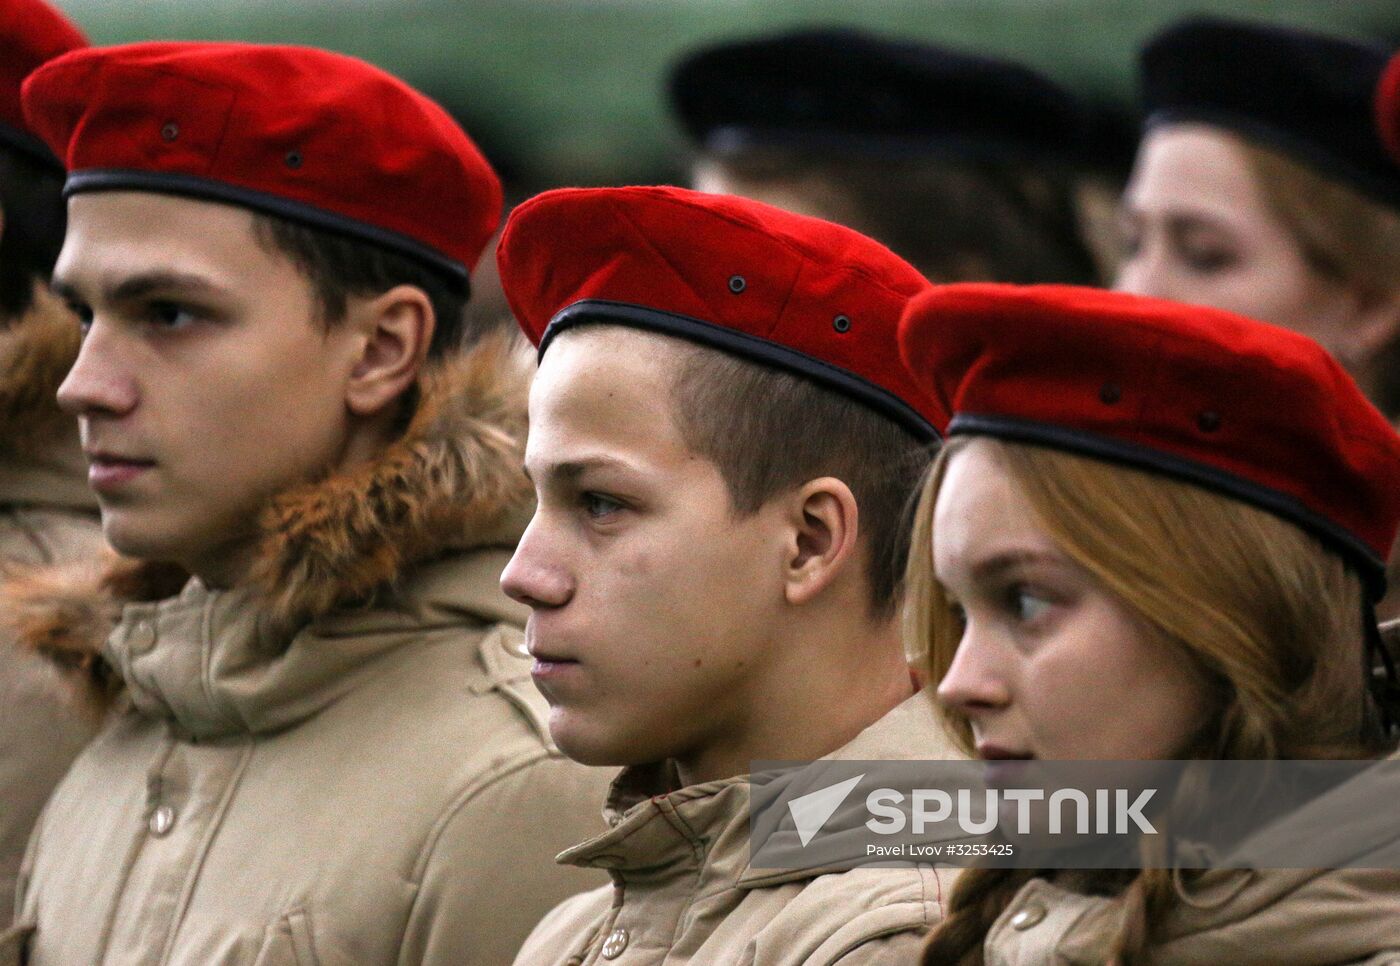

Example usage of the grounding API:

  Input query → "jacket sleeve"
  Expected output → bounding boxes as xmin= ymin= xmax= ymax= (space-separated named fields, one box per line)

xmin=396 ymin=751 xmax=610 ymax=966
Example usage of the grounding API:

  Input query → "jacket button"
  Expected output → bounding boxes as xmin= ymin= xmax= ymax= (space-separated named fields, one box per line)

xmin=129 ymin=620 xmax=157 ymax=653
xmin=601 ymin=926 xmax=629 ymax=959
xmin=149 ymin=805 xmax=176 ymax=837
xmin=1010 ymin=902 xmax=1046 ymax=930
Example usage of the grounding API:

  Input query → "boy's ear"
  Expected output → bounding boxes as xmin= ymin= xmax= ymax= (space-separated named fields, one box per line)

xmin=344 ymin=284 xmax=435 ymax=417
xmin=782 ymin=476 xmax=860 ymax=607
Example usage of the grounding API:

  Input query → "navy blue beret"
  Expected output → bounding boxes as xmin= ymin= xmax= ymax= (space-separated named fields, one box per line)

xmin=669 ymin=27 xmax=1093 ymax=165
xmin=1141 ymin=16 xmax=1399 ymax=207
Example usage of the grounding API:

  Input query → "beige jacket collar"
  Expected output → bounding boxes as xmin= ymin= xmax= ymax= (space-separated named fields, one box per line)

xmin=559 ymin=691 xmax=949 ymax=888
xmin=105 ymin=548 xmax=527 ymax=739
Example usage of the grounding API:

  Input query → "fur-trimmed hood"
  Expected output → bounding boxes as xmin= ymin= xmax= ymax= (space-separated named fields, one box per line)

xmin=246 ymin=331 xmax=533 ymax=629
xmin=0 ymin=284 xmax=81 ymax=456
xmin=0 ymin=285 xmax=95 ymax=511
xmin=0 ymin=334 xmax=534 ymax=717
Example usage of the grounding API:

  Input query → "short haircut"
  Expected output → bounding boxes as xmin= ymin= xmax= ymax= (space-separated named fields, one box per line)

xmin=250 ymin=214 xmax=471 ymax=359
xmin=668 ymin=339 xmax=937 ymax=619
xmin=0 ymin=146 xmax=68 ymax=319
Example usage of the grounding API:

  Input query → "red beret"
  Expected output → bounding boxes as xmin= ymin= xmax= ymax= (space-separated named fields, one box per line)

xmin=21 ymin=41 xmax=501 ymax=286
xmin=898 ymin=284 xmax=1400 ymax=593
xmin=0 ymin=0 xmax=85 ymax=167
xmin=1379 ymin=52 xmax=1400 ymax=168
xmin=497 ymin=185 xmax=943 ymax=440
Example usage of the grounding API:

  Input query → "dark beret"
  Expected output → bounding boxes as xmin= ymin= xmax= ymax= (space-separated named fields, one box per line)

xmin=1141 ymin=16 xmax=1400 ymax=208
xmin=669 ymin=27 xmax=1090 ymax=165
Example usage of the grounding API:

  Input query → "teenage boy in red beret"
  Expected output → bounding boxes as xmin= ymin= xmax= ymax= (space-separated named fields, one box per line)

xmin=6 ymin=42 xmax=607 ymax=964
xmin=496 ymin=186 xmax=959 ymax=965
xmin=0 ymin=0 xmax=107 ymax=927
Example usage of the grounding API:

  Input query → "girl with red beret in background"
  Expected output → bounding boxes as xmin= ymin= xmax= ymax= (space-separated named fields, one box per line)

xmin=898 ymin=284 xmax=1400 ymax=964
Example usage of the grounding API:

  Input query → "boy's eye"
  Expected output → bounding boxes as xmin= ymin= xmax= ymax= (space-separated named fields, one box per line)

xmin=67 ymin=302 xmax=93 ymax=331
xmin=147 ymin=301 xmax=199 ymax=329
xmin=582 ymin=492 xmax=624 ymax=520
xmin=947 ymin=600 xmax=968 ymax=634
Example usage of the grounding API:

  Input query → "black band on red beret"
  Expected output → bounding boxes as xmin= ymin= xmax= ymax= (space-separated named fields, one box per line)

xmin=898 ymin=283 xmax=1400 ymax=603
xmin=542 ymin=299 xmax=939 ymax=442
xmin=950 ymin=412 xmax=1385 ymax=595
xmin=65 ymin=168 xmax=470 ymax=291
xmin=497 ymin=186 xmax=947 ymax=440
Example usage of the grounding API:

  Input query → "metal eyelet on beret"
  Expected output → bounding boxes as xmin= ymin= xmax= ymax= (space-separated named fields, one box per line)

xmin=1099 ymin=383 xmax=1121 ymax=405
xmin=728 ymin=275 xmax=746 ymax=294
xmin=833 ymin=315 xmax=851 ymax=333
xmin=160 ymin=122 xmax=179 ymax=142
xmin=285 ymin=150 xmax=303 ymax=169
xmin=1197 ymin=411 xmax=1221 ymax=433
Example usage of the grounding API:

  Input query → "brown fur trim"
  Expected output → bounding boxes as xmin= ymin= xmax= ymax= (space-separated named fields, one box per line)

xmin=3 ymin=557 xmax=109 ymax=721
xmin=0 ymin=285 xmax=81 ymax=456
xmin=0 ymin=553 xmax=188 ymax=720
xmin=247 ymin=333 xmax=533 ymax=629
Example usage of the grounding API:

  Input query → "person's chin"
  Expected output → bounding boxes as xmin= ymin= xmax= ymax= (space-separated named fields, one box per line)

xmin=101 ymin=511 xmax=187 ymax=567
xmin=549 ymin=712 xmax=656 ymax=769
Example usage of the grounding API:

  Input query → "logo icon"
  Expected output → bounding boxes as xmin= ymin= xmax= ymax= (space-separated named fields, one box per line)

xmin=787 ymin=773 xmax=865 ymax=847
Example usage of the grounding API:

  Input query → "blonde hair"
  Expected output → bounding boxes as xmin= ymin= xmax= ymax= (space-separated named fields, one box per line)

xmin=909 ymin=437 xmax=1383 ymax=965
xmin=1239 ymin=138 xmax=1400 ymax=417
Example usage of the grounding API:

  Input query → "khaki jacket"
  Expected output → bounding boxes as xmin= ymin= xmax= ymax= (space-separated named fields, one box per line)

xmin=982 ymin=750 xmax=1400 ymax=965
xmin=515 ymin=693 xmax=961 ymax=966
xmin=6 ymin=341 xmax=611 ymax=965
xmin=0 ymin=290 xmax=105 ymax=926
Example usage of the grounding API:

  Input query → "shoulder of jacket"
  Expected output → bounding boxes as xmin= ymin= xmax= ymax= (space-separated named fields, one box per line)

xmin=749 ymin=866 xmax=945 ymax=965
xmin=513 ymin=884 xmax=614 ymax=965
xmin=466 ymin=622 xmax=553 ymax=747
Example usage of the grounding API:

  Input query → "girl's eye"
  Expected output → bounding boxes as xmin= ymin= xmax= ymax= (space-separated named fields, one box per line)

xmin=1011 ymin=589 xmax=1051 ymax=624
xmin=1175 ymin=234 xmax=1238 ymax=274
xmin=1182 ymin=248 xmax=1235 ymax=273
xmin=582 ymin=492 xmax=623 ymax=520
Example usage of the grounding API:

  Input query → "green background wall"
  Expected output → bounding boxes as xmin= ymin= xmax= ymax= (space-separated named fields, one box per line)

xmin=57 ymin=1 xmax=1400 ymax=188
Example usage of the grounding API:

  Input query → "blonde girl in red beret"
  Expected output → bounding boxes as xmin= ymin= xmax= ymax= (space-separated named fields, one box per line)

xmin=898 ymin=284 xmax=1400 ymax=964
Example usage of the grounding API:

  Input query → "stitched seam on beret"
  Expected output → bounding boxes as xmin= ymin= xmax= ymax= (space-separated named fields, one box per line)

xmin=610 ymin=197 xmax=727 ymax=323
xmin=540 ymin=299 xmax=937 ymax=441
xmin=63 ymin=168 xmax=469 ymax=288
xmin=949 ymin=412 xmax=1385 ymax=595
xmin=645 ymin=190 xmax=923 ymax=301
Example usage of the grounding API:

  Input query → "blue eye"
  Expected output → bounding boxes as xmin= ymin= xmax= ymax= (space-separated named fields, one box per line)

xmin=1012 ymin=589 xmax=1051 ymax=624
xmin=582 ymin=492 xmax=623 ymax=520
xmin=148 ymin=301 xmax=199 ymax=329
